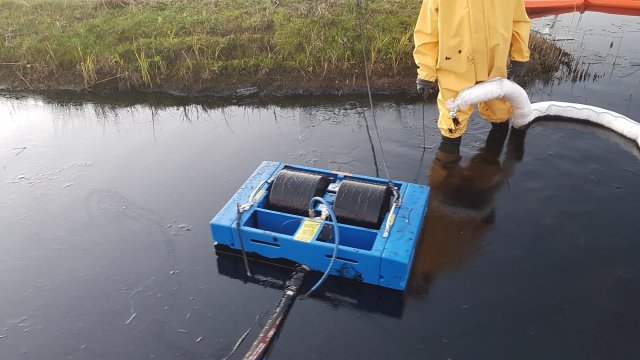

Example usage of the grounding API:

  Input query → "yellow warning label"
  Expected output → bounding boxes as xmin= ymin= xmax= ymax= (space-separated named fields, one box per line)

xmin=388 ymin=213 xmax=396 ymax=226
xmin=293 ymin=220 xmax=321 ymax=243
xmin=254 ymin=189 xmax=265 ymax=201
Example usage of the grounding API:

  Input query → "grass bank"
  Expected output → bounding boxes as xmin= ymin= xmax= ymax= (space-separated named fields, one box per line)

xmin=0 ymin=0 xmax=580 ymax=95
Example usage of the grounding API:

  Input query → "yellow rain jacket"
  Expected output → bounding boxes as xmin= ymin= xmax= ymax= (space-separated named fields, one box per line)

xmin=414 ymin=0 xmax=531 ymax=138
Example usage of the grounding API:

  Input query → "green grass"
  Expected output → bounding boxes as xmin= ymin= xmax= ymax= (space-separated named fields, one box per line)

xmin=0 ymin=0 xmax=420 ymax=92
xmin=0 ymin=0 xmax=575 ymax=94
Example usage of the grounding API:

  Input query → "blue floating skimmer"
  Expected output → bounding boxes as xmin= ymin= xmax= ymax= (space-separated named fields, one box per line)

xmin=210 ymin=161 xmax=430 ymax=291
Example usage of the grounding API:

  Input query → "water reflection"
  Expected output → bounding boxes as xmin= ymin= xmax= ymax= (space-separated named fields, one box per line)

xmin=2 ymin=89 xmax=640 ymax=359
xmin=410 ymin=126 xmax=526 ymax=296
xmin=215 ymin=250 xmax=405 ymax=318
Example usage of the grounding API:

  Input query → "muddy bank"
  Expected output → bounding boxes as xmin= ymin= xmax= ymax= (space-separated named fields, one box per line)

xmin=0 ymin=67 xmax=417 ymax=97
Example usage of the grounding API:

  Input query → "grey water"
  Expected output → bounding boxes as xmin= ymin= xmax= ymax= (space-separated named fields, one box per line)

xmin=1 ymin=12 xmax=640 ymax=360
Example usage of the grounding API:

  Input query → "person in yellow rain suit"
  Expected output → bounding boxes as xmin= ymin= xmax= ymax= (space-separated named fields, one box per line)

xmin=414 ymin=0 xmax=531 ymax=148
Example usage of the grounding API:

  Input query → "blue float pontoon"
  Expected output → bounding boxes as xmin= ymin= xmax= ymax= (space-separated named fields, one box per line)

xmin=210 ymin=161 xmax=430 ymax=291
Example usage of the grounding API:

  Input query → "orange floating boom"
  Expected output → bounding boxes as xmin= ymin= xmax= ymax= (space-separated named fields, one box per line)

xmin=587 ymin=6 xmax=640 ymax=16
xmin=525 ymin=0 xmax=640 ymax=16
xmin=585 ymin=0 xmax=640 ymax=10
xmin=525 ymin=0 xmax=584 ymax=13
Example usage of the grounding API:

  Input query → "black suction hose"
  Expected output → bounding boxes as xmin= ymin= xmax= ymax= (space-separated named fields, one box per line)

xmin=242 ymin=265 xmax=309 ymax=360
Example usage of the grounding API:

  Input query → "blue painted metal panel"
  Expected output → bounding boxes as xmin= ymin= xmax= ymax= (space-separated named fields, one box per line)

xmin=210 ymin=161 xmax=430 ymax=291
xmin=379 ymin=183 xmax=430 ymax=290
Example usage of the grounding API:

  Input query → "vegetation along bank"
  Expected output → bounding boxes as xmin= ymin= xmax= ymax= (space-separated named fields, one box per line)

xmin=1 ymin=0 xmax=580 ymax=96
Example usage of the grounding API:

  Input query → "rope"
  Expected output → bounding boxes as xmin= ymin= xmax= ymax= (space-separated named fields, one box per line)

xmin=355 ymin=0 xmax=401 ymax=218
xmin=422 ymin=102 xmax=427 ymax=149
xmin=234 ymin=180 xmax=271 ymax=277
xmin=235 ymin=203 xmax=252 ymax=277
xmin=220 ymin=314 xmax=262 ymax=360
xmin=356 ymin=0 xmax=392 ymax=182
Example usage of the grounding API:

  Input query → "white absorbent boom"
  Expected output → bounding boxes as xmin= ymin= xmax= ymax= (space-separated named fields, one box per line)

xmin=445 ymin=78 xmax=640 ymax=149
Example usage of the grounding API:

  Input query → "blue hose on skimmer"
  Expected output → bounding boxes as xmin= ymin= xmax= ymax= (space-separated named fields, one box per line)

xmin=303 ymin=196 xmax=340 ymax=297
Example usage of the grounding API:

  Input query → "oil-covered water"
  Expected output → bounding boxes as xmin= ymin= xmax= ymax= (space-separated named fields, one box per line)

xmin=1 ymin=11 xmax=639 ymax=360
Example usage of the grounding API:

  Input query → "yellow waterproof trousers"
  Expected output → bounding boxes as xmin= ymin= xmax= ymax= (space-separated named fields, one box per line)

xmin=437 ymin=86 xmax=513 ymax=138
xmin=414 ymin=0 xmax=531 ymax=138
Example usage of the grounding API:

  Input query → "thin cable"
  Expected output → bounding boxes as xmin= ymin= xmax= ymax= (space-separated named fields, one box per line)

xmin=221 ymin=314 xmax=261 ymax=360
xmin=302 ymin=197 xmax=340 ymax=297
xmin=356 ymin=0 xmax=392 ymax=182
xmin=414 ymin=102 xmax=428 ymax=182
xmin=215 ymin=247 xmax=297 ymax=272
xmin=356 ymin=0 xmax=401 ymax=214
xmin=248 ymin=180 xmax=266 ymax=203
xmin=362 ymin=112 xmax=381 ymax=177
xmin=422 ymin=102 xmax=426 ymax=149
xmin=235 ymin=203 xmax=252 ymax=277
xmin=233 ymin=180 xmax=271 ymax=278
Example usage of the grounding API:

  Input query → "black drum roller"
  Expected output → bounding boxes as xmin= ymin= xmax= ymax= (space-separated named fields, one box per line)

xmin=268 ymin=169 xmax=330 ymax=216
xmin=333 ymin=179 xmax=391 ymax=229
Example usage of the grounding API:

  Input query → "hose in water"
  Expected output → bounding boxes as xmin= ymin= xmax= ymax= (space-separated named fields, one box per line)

xmin=242 ymin=265 xmax=309 ymax=360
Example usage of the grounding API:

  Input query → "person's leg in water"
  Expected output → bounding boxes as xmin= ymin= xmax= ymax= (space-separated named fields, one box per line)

xmin=434 ymin=86 xmax=465 ymax=170
xmin=463 ymin=121 xmax=510 ymax=224
xmin=500 ymin=125 xmax=527 ymax=181
xmin=486 ymin=123 xmax=509 ymax=219
xmin=428 ymin=135 xmax=462 ymax=198
xmin=506 ymin=126 xmax=526 ymax=162
xmin=478 ymin=95 xmax=512 ymax=153
xmin=434 ymin=116 xmax=509 ymax=178
xmin=436 ymin=87 xmax=473 ymax=140
xmin=481 ymin=121 xmax=510 ymax=158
